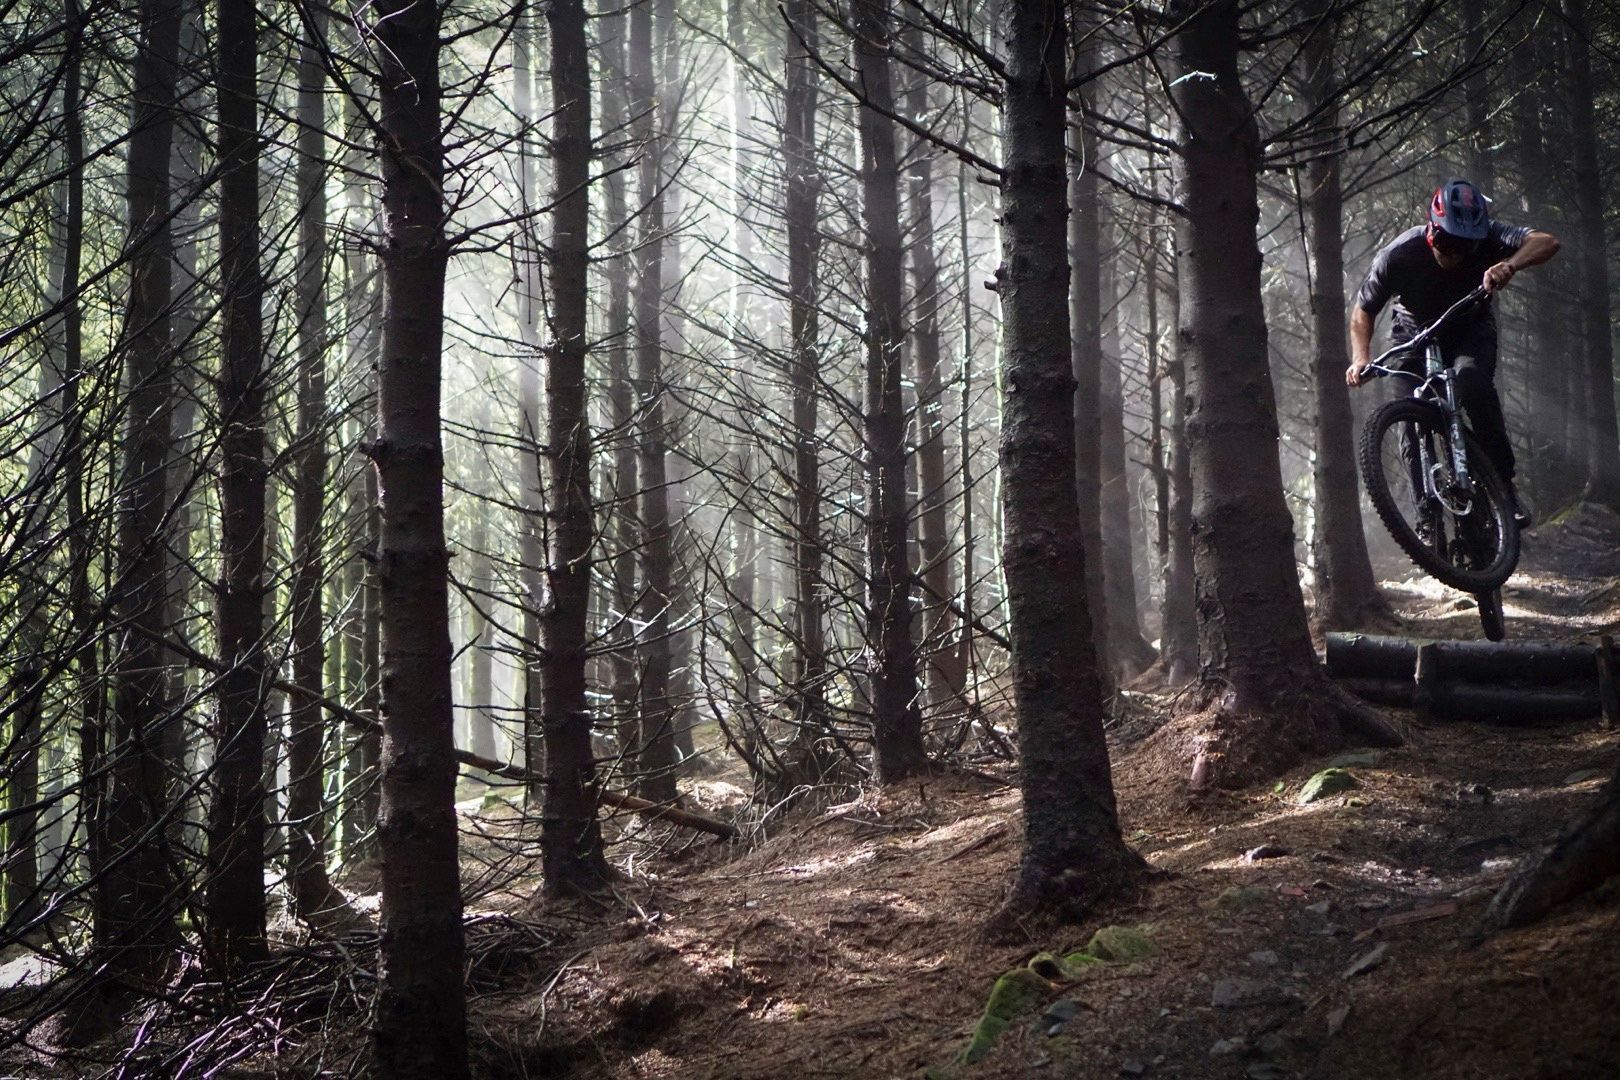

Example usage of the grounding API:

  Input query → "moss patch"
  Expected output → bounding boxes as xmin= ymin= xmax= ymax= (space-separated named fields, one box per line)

xmin=1082 ymin=924 xmax=1157 ymax=963
xmin=960 ymin=967 xmax=1052 ymax=1064
xmin=1298 ymin=768 xmax=1360 ymax=804
xmin=951 ymin=926 xmax=1157 ymax=1066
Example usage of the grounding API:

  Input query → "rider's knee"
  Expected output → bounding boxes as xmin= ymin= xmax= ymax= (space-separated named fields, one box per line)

xmin=1452 ymin=363 xmax=1489 ymax=400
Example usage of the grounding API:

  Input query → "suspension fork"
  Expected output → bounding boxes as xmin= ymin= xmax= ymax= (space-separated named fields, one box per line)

xmin=1431 ymin=342 xmax=1473 ymax=498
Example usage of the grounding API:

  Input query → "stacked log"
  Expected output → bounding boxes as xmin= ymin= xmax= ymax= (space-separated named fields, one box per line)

xmin=1326 ymin=634 xmax=1619 ymax=725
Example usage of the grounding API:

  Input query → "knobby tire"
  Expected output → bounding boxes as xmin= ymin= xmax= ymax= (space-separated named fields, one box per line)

xmin=1359 ymin=397 xmax=1520 ymax=594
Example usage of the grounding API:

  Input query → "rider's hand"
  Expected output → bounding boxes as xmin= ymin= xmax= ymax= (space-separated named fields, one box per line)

xmin=1346 ymin=358 xmax=1369 ymax=388
xmin=1483 ymin=261 xmax=1517 ymax=293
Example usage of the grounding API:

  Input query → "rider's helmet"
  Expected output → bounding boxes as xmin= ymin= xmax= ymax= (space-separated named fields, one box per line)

xmin=1428 ymin=179 xmax=1491 ymax=243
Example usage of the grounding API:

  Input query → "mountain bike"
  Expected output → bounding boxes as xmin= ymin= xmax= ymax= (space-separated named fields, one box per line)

xmin=1357 ymin=286 xmax=1520 ymax=641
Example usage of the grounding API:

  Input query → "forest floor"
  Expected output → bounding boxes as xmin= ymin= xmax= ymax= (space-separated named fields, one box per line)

xmin=24 ymin=509 xmax=1617 ymax=1078
xmin=448 ymin=504 xmax=1620 ymax=1080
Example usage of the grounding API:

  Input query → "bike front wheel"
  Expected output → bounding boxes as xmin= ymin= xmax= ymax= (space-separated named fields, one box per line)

xmin=1359 ymin=397 xmax=1521 ymax=593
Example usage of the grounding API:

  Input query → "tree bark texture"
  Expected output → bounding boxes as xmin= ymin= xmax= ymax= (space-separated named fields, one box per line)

xmin=1098 ymin=201 xmax=1155 ymax=677
xmin=853 ymin=0 xmax=926 ymax=782
xmin=1067 ymin=37 xmax=1112 ymax=686
xmin=286 ymin=4 xmax=345 ymax=924
xmin=1560 ymin=0 xmax=1620 ymax=510
xmin=631 ymin=0 xmax=680 ymax=803
xmin=205 ymin=0 xmax=272 ymax=971
xmin=1169 ymin=0 xmax=1393 ymax=781
xmin=465 ymin=512 xmax=497 ymax=762
xmin=991 ymin=0 xmax=1140 ymax=925
xmin=370 ymin=0 xmax=469 ymax=1072
xmin=1161 ymin=228 xmax=1197 ymax=684
xmin=1510 ymin=31 xmax=1576 ymax=506
xmin=599 ymin=21 xmax=640 ymax=767
xmin=513 ymin=18 xmax=546 ymax=797
xmin=1301 ymin=10 xmax=1388 ymax=631
xmin=783 ymin=0 xmax=833 ymax=770
xmin=902 ymin=24 xmax=962 ymax=715
xmin=99 ymin=0 xmax=184 ymax=988
xmin=540 ymin=0 xmax=610 ymax=897
xmin=340 ymin=63 xmax=383 ymax=857
xmin=1460 ymin=1 xmax=1494 ymax=193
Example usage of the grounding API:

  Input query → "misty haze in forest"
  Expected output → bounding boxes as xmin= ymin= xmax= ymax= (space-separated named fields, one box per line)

xmin=1 ymin=0 xmax=1618 ymax=1076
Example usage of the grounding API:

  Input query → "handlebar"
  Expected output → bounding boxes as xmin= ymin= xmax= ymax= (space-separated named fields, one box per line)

xmin=1359 ymin=363 xmax=1422 ymax=382
xmin=1366 ymin=286 xmax=1489 ymax=370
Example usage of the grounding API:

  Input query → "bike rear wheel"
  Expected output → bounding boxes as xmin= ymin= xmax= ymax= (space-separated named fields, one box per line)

xmin=1359 ymin=397 xmax=1520 ymax=593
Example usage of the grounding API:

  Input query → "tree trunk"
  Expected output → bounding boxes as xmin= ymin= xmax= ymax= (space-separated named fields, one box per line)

xmin=513 ymin=15 xmax=546 ymax=799
xmin=340 ymin=53 xmax=383 ymax=858
xmin=98 ymin=0 xmax=184 ymax=994
xmin=783 ymin=0 xmax=832 ymax=772
xmin=990 ymin=0 xmax=1143 ymax=929
xmin=852 ymin=0 xmax=926 ymax=782
xmin=599 ymin=19 xmax=640 ymax=770
xmin=540 ymin=0 xmax=610 ymax=897
xmin=1099 ymin=198 xmax=1156 ymax=678
xmin=727 ymin=0 xmax=761 ymax=711
xmin=370 ymin=0 xmax=469 ymax=1071
xmin=1511 ymin=30 xmax=1575 ymax=507
xmin=1301 ymin=8 xmax=1390 ymax=631
xmin=631 ymin=0 xmax=680 ymax=803
xmin=1460 ymin=1 xmax=1494 ymax=193
xmin=1169 ymin=0 xmax=1396 ymax=785
xmin=466 ymin=504 xmax=496 ymax=762
xmin=1068 ymin=34 xmax=1112 ymax=686
xmin=1161 ymin=232 xmax=1197 ymax=684
xmin=161 ymin=4 xmax=206 ymax=833
xmin=956 ymin=155 xmax=979 ymax=709
xmin=1560 ymin=0 xmax=1620 ymax=510
xmin=58 ymin=0 xmax=105 ymax=961
xmin=285 ymin=3 xmax=346 ymax=925
xmin=6 ymin=328 xmax=58 ymax=933
xmin=902 ymin=24 xmax=962 ymax=715
xmin=204 ymin=0 xmax=271 ymax=972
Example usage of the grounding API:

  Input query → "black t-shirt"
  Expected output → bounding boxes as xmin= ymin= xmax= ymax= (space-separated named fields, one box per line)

xmin=1354 ymin=221 xmax=1532 ymax=334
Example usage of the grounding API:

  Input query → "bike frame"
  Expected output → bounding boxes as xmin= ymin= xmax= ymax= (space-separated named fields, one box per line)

xmin=1364 ymin=287 xmax=1489 ymax=517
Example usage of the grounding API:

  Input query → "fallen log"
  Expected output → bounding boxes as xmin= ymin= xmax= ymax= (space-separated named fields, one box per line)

xmin=140 ymin=624 xmax=739 ymax=839
xmin=1325 ymin=634 xmax=1598 ymax=685
xmin=1597 ymin=636 xmax=1619 ymax=730
xmin=1335 ymin=678 xmax=1601 ymax=722
xmin=1488 ymin=762 xmax=1620 ymax=928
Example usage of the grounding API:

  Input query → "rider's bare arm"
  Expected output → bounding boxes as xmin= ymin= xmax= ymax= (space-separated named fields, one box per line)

xmin=1485 ymin=229 xmax=1560 ymax=292
xmin=1346 ymin=306 xmax=1376 ymax=387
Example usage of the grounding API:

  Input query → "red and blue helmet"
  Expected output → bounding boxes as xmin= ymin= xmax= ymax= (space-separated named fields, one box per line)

xmin=1429 ymin=178 xmax=1491 ymax=241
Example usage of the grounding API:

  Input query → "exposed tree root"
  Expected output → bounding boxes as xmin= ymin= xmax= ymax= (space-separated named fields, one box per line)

xmin=1487 ymin=764 xmax=1620 ymax=929
xmin=1314 ymin=592 xmax=1402 ymax=636
xmin=982 ymin=842 xmax=1153 ymax=943
xmin=1112 ymin=632 xmax=1159 ymax=684
xmin=1182 ymin=677 xmax=1403 ymax=790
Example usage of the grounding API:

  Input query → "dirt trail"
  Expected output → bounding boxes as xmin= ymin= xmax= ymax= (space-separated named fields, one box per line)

xmin=472 ymin=507 xmax=1620 ymax=1079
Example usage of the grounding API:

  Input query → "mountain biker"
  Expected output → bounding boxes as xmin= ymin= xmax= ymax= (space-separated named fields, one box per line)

xmin=1346 ymin=178 xmax=1560 ymax=528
